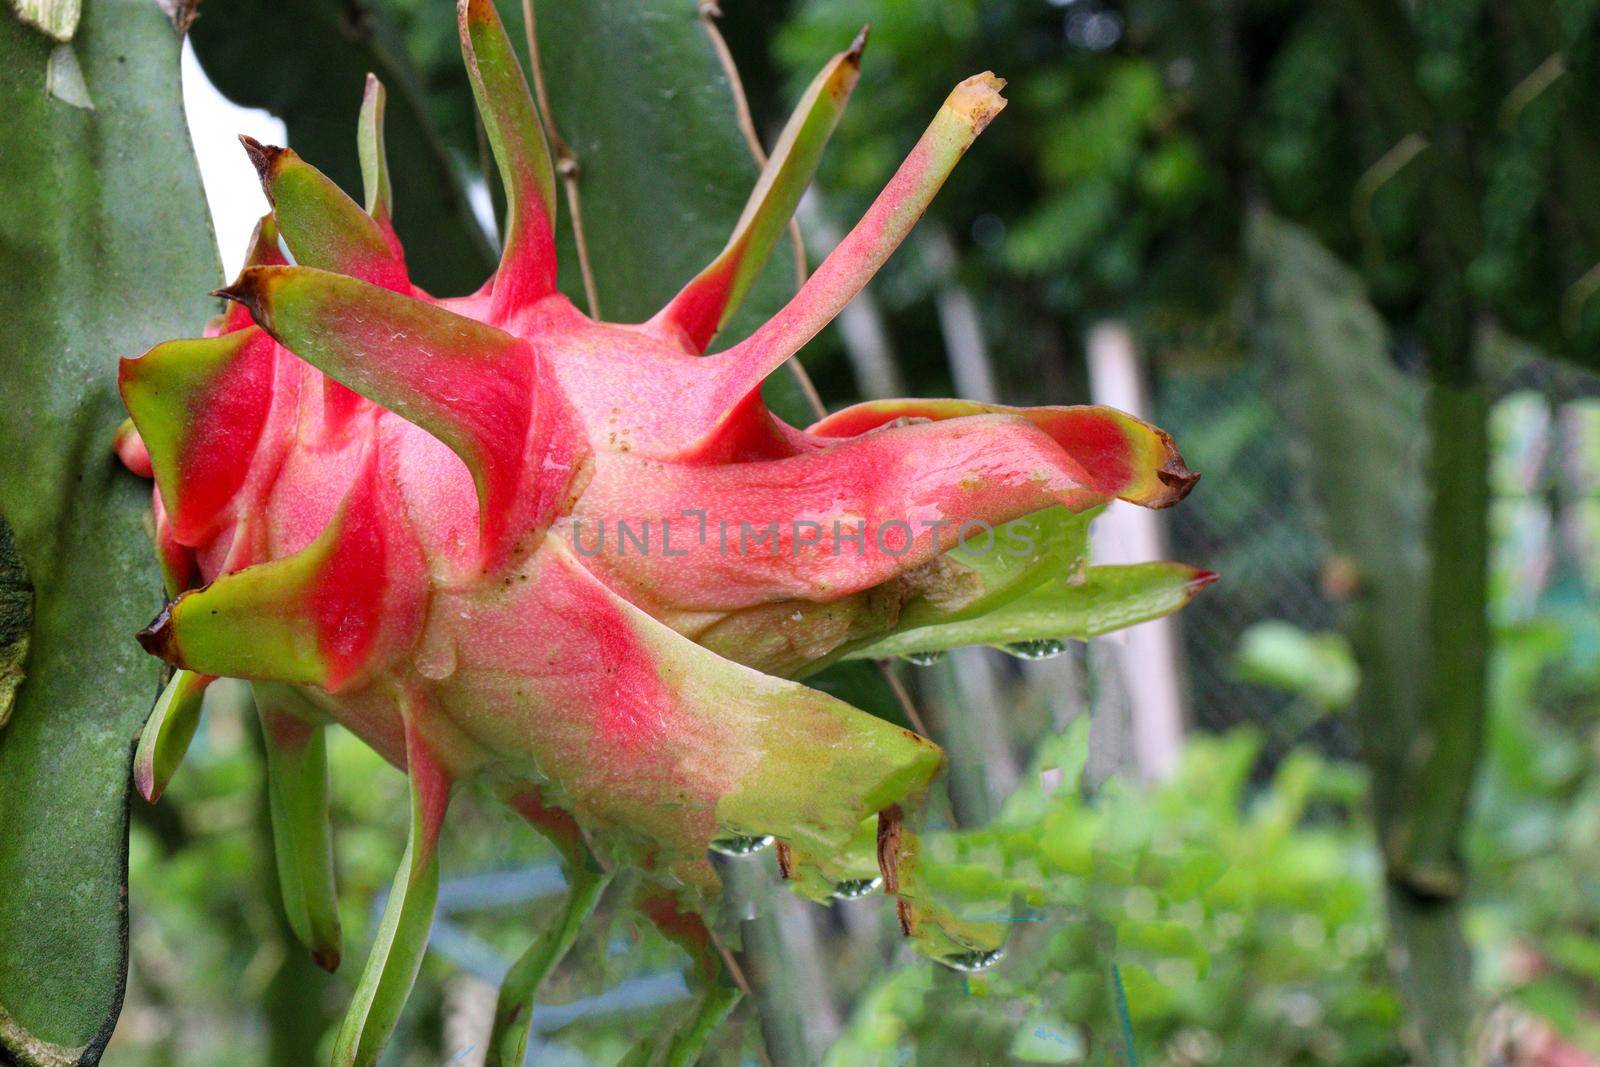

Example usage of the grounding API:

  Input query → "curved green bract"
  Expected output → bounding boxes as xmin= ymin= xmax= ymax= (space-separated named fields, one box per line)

xmin=0 ymin=1 xmax=220 ymax=1061
xmin=131 ymin=669 xmax=210 ymax=803
xmin=255 ymin=683 xmax=342 ymax=972
xmin=848 ymin=563 xmax=1213 ymax=662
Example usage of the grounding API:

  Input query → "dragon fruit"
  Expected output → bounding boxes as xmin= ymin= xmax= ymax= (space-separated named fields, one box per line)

xmin=114 ymin=1 xmax=1208 ymax=1062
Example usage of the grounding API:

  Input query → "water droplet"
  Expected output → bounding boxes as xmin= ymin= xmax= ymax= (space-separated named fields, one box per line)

xmin=1002 ymin=638 xmax=1068 ymax=661
xmin=415 ymin=630 xmax=457 ymax=680
xmin=938 ymin=946 xmax=1007 ymax=973
xmin=709 ymin=833 xmax=774 ymax=857
xmin=830 ymin=876 xmax=883 ymax=900
xmin=902 ymin=650 xmax=945 ymax=667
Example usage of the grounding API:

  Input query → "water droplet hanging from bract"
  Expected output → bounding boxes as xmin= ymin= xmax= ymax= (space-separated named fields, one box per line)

xmin=415 ymin=630 xmax=458 ymax=680
xmin=902 ymin=650 xmax=945 ymax=667
xmin=1002 ymin=638 xmax=1067 ymax=661
xmin=830 ymin=875 xmax=882 ymax=900
xmin=937 ymin=945 xmax=1007 ymax=973
xmin=709 ymin=833 xmax=775 ymax=856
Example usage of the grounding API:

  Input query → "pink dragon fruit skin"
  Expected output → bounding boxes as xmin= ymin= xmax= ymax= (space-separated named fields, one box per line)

xmin=115 ymin=2 xmax=1205 ymax=1062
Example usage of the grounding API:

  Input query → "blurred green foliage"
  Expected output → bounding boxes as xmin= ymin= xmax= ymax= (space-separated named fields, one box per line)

xmin=777 ymin=0 xmax=1600 ymax=369
xmin=1471 ymin=603 xmax=1600 ymax=1052
xmin=775 ymin=0 xmax=1231 ymax=388
xmin=1234 ymin=621 xmax=1360 ymax=713
xmin=827 ymin=724 xmax=1403 ymax=1065
xmin=828 ymin=501 xmax=1600 ymax=1064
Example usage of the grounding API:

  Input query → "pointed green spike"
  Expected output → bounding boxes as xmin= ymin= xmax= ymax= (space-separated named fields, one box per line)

xmin=654 ymin=28 xmax=866 ymax=351
xmin=357 ymin=74 xmax=393 ymax=225
xmin=712 ymin=72 xmax=1007 ymax=394
xmin=489 ymin=788 xmax=609 ymax=1065
xmin=255 ymin=682 xmax=342 ymax=972
xmin=487 ymin=866 xmax=609 ymax=1067
xmin=132 ymin=669 xmax=213 ymax=803
xmin=458 ymin=0 xmax=558 ymax=307
xmin=331 ymin=700 xmax=450 ymax=1067
xmin=239 ymin=135 xmax=407 ymax=291
xmin=118 ymin=326 xmax=279 ymax=544
xmin=217 ymin=265 xmax=538 ymax=565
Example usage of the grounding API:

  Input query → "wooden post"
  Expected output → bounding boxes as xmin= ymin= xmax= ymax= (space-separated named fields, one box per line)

xmin=1085 ymin=320 xmax=1188 ymax=781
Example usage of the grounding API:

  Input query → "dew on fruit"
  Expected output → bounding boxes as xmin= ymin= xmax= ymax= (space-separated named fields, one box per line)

xmin=709 ymin=833 xmax=775 ymax=856
xmin=830 ymin=876 xmax=883 ymax=900
xmin=415 ymin=630 xmax=457 ymax=680
xmin=1001 ymin=638 xmax=1068 ymax=660
xmin=936 ymin=946 xmax=1007 ymax=973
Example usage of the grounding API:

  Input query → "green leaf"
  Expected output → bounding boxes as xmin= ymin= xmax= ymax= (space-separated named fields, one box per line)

xmin=0 ymin=1 xmax=220 ymax=1061
xmin=846 ymin=562 xmax=1214 ymax=661
xmin=189 ymin=0 xmax=494 ymax=296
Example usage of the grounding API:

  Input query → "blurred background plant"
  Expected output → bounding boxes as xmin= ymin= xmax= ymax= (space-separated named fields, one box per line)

xmin=10 ymin=0 xmax=1593 ymax=1063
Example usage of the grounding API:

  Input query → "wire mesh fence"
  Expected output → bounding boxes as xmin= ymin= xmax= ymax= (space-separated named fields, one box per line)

xmin=1151 ymin=349 xmax=1600 ymax=777
xmin=1155 ymin=359 xmax=1354 ymax=764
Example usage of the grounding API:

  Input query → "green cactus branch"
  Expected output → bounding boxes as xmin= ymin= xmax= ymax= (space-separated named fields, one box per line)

xmin=1325 ymin=0 xmax=1497 ymax=1056
xmin=1248 ymin=208 xmax=1481 ymax=1066
xmin=0 ymin=0 xmax=220 ymax=1061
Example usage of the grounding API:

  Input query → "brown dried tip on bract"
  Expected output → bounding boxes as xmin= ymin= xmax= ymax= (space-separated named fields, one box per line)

xmin=311 ymin=946 xmax=342 ymax=973
xmin=136 ymin=603 xmax=176 ymax=662
xmin=1189 ymin=570 xmax=1222 ymax=591
xmin=212 ymin=270 xmax=271 ymax=322
xmin=236 ymin=135 xmax=287 ymax=190
xmin=846 ymin=25 xmax=870 ymax=63
xmin=1156 ymin=459 xmax=1202 ymax=503
xmin=946 ymin=72 xmax=1008 ymax=133
xmin=876 ymin=805 xmax=915 ymax=936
